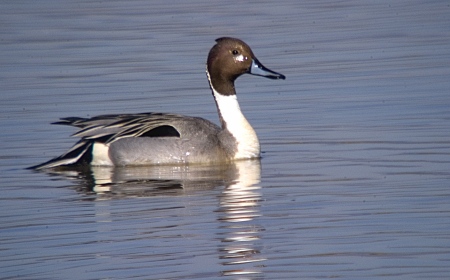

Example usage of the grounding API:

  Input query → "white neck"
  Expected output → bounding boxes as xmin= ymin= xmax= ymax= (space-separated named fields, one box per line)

xmin=212 ymin=88 xmax=260 ymax=159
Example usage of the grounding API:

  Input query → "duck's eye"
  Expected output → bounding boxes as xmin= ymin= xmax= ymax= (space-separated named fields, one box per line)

xmin=232 ymin=50 xmax=239 ymax=55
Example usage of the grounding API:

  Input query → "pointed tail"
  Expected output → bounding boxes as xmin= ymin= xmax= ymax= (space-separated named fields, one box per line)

xmin=28 ymin=140 xmax=93 ymax=170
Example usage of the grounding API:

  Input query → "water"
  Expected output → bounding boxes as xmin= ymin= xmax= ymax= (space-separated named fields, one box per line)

xmin=1 ymin=0 xmax=450 ymax=279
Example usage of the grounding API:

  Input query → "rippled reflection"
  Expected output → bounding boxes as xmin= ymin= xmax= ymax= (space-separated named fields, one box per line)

xmin=37 ymin=163 xmax=240 ymax=199
xmin=34 ymin=160 xmax=264 ymax=278
xmin=216 ymin=161 xmax=265 ymax=278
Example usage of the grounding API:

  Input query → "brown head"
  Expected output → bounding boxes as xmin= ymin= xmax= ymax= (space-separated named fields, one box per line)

xmin=206 ymin=37 xmax=285 ymax=95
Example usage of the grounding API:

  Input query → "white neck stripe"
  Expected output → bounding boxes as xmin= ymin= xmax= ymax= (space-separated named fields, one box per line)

xmin=209 ymin=87 xmax=260 ymax=159
xmin=206 ymin=68 xmax=260 ymax=159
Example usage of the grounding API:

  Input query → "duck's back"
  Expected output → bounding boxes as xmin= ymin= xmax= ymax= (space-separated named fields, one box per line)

xmin=107 ymin=115 xmax=233 ymax=165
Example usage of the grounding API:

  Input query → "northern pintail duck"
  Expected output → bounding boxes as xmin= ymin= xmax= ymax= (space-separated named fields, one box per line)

xmin=31 ymin=37 xmax=285 ymax=169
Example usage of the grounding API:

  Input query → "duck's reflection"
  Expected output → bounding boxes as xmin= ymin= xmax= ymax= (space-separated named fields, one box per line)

xmin=35 ymin=159 xmax=264 ymax=277
xmin=43 ymin=162 xmax=239 ymax=199
xmin=216 ymin=160 xmax=265 ymax=278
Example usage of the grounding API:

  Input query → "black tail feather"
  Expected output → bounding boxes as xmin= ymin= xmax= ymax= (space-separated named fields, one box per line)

xmin=28 ymin=140 xmax=93 ymax=170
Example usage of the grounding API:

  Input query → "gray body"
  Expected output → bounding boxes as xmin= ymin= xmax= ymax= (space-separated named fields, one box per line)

xmin=107 ymin=116 xmax=236 ymax=165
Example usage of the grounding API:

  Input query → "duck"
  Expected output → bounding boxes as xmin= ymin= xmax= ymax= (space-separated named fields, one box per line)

xmin=31 ymin=37 xmax=285 ymax=169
